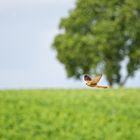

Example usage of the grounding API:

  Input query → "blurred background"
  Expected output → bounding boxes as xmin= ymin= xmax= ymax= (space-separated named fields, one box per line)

xmin=0 ymin=0 xmax=140 ymax=89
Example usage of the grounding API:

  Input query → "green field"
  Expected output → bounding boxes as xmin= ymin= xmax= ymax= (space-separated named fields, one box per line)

xmin=0 ymin=89 xmax=140 ymax=140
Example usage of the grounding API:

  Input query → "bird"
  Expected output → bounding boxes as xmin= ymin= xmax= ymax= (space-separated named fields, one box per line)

xmin=84 ymin=74 xmax=110 ymax=88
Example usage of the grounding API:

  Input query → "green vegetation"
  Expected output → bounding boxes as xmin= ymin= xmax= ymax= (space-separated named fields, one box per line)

xmin=0 ymin=89 xmax=140 ymax=140
xmin=53 ymin=0 xmax=140 ymax=86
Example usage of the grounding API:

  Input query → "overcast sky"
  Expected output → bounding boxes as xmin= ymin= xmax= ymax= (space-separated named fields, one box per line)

xmin=0 ymin=0 xmax=139 ymax=89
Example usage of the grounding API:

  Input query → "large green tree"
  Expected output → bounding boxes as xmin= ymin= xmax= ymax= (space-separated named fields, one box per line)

xmin=53 ymin=0 xmax=140 ymax=86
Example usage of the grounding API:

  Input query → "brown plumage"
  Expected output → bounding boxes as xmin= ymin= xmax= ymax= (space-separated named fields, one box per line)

xmin=84 ymin=74 xmax=110 ymax=88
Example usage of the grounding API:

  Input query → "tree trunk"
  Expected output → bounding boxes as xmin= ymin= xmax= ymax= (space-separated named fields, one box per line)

xmin=119 ymin=75 xmax=129 ymax=87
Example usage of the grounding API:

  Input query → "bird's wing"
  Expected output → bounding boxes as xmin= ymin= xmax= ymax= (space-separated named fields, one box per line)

xmin=91 ymin=75 xmax=102 ymax=84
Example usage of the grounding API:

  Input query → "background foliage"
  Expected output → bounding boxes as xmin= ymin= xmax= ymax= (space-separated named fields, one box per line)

xmin=53 ymin=0 xmax=140 ymax=86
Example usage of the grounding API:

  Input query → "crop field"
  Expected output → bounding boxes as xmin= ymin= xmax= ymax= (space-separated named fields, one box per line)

xmin=0 ymin=89 xmax=140 ymax=140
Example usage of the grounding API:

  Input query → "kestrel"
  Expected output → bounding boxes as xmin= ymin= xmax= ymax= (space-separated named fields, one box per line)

xmin=84 ymin=74 xmax=110 ymax=88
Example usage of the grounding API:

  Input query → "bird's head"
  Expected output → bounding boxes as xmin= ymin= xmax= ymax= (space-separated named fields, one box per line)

xmin=84 ymin=74 xmax=92 ymax=81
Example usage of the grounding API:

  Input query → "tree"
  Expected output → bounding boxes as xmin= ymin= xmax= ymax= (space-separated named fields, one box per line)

xmin=53 ymin=0 xmax=140 ymax=86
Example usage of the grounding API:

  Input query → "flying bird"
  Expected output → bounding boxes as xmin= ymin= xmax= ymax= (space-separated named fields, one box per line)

xmin=84 ymin=74 xmax=110 ymax=88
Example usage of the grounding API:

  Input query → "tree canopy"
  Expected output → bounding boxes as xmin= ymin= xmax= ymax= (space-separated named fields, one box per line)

xmin=53 ymin=0 xmax=140 ymax=86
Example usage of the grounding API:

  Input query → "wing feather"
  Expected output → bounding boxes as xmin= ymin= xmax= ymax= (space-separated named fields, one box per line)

xmin=91 ymin=75 xmax=102 ymax=84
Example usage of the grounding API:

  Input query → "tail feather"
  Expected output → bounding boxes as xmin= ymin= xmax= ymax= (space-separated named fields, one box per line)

xmin=96 ymin=85 xmax=111 ymax=88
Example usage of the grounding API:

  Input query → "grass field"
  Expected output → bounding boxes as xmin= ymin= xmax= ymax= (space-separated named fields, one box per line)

xmin=0 ymin=89 xmax=140 ymax=140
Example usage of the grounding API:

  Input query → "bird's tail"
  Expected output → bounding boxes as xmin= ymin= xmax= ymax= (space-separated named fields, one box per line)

xmin=96 ymin=85 xmax=111 ymax=88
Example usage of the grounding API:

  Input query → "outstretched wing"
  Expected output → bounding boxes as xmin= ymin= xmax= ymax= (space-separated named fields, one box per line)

xmin=91 ymin=75 xmax=102 ymax=84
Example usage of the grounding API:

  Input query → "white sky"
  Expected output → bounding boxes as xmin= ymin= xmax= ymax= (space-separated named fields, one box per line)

xmin=0 ymin=0 xmax=139 ymax=89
